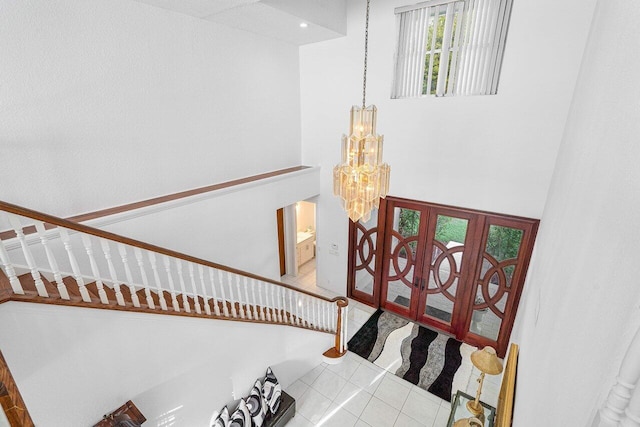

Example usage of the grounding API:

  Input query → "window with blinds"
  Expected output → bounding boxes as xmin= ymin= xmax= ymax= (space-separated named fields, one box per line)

xmin=391 ymin=0 xmax=513 ymax=98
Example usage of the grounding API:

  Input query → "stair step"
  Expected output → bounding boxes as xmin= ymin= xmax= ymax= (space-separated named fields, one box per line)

xmin=85 ymin=281 xmax=116 ymax=303
xmin=18 ymin=273 xmax=59 ymax=298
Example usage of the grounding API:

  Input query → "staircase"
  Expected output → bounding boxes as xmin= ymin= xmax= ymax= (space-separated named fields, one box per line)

xmin=0 ymin=200 xmax=348 ymax=357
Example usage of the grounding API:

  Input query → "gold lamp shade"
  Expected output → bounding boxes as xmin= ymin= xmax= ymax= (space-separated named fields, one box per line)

xmin=470 ymin=346 xmax=503 ymax=375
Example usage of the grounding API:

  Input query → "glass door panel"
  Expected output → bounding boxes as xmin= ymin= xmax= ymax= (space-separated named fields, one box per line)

xmin=416 ymin=210 xmax=477 ymax=335
xmin=381 ymin=204 xmax=427 ymax=318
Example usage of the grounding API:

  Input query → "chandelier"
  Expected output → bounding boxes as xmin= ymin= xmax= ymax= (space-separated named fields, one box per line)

xmin=333 ymin=0 xmax=390 ymax=224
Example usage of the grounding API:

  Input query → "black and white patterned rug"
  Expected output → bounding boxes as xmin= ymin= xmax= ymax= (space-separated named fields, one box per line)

xmin=347 ymin=309 xmax=475 ymax=402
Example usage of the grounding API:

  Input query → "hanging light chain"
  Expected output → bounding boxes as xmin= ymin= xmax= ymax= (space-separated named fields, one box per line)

xmin=362 ymin=0 xmax=371 ymax=108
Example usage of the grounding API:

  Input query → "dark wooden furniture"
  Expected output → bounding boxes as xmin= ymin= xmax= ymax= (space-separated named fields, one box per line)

xmin=265 ymin=391 xmax=296 ymax=427
xmin=93 ymin=400 xmax=146 ymax=427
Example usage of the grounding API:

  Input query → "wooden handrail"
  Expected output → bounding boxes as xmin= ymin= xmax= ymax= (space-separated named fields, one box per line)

xmin=0 ymin=200 xmax=347 ymax=305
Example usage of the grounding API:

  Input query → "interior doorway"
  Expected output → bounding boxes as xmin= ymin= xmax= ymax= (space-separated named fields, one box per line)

xmin=278 ymin=199 xmax=317 ymax=290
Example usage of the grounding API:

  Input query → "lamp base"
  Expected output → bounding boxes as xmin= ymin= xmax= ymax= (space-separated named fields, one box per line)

xmin=466 ymin=400 xmax=484 ymax=417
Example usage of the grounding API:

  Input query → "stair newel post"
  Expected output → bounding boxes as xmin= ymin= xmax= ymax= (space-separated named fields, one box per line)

xmin=188 ymin=263 xmax=202 ymax=315
xmin=0 ymin=235 xmax=23 ymax=295
xmin=81 ymin=235 xmax=109 ymax=304
xmin=60 ymin=228 xmax=92 ymax=302
xmin=7 ymin=213 xmax=48 ymax=297
xmin=162 ymin=256 xmax=180 ymax=312
xmin=100 ymin=240 xmax=125 ymax=306
xmin=235 ymin=275 xmax=245 ymax=319
xmin=34 ymin=222 xmax=69 ymax=300
xmin=175 ymin=260 xmax=191 ymax=313
xmin=116 ymin=243 xmax=141 ymax=307
xmin=216 ymin=270 xmax=230 ymax=317
xmin=133 ymin=247 xmax=155 ymax=309
xmin=334 ymin=299 xmax=349 ymax=355
xmin=147 ymin=252 xmax=168 ymax=311
xmin=257 ymin=281 xmax=266 ymax=321
xmin=209 ymin=269 xmax=222 ymax=317
xmin=198 ymin=265 xmax=211 ymax=316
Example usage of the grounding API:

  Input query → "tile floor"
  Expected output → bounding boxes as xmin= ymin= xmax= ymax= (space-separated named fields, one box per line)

xmin=281 ymin=262 xmax=502 ymax=427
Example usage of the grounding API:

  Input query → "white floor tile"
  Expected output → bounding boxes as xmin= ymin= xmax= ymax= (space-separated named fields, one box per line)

xmin=300 ymin=364 xmax=326 ymax=386
xmin=434 ymin=405 xmax=453 ymax=427
xmin=327 ymin=355 xmax=361 ymax=380
xmin=297 ymin=388 xmax=332 ymax=424
xmin=286 ymin=414 xmax=314 ymax=427
xmin=311 ymin=369 xmax=348 ymax=401
xmin=401 ymin=389 xmax=441 ymax=425
xmin=360 ymin=396 xmax=400 ymax=427
xmin=350 ymin=363 xmax=386 ymax=394
xmin=332 ymin=381 xmax=373 ymax=417
xmin=355 ymin=421 xmax=373 ymax=427
xmin=394 ymin=413 xmax=427 ymax=427
xmin=317 ymin=405 xmax=359 ymax=427
xmin=285 ymin=380 xmax=309 ymax=400
xmin=373 ymin=375 xmax=411 ymax=410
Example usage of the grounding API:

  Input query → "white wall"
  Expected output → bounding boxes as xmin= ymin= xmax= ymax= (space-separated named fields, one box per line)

xmin=90 ymin=168 xmax=320 ymax=280
xmin=511 ymin=0 xmax=640 ymax=425
xmin=0 ymin=301 xmax=331 ymax=426
xmin=300 ymin=0 xmax=597 ymax=295
xmin=0 ymin=0 xmax=301 ymax=218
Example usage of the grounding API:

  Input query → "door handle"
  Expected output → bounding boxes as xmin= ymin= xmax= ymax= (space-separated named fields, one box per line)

xmin=420 ymin=278 xmax=426 ymax=291
xmin=413 ymin=277 xmax=420 ymax=288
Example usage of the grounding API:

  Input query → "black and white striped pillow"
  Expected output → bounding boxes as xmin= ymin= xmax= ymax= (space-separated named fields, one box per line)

xmin=262 ymin=367 xmax=282 ymax=415
xmin=212 ymin=406 xmax=230 ymax=427
xmin=246 ymin=379 xmax=267 ymax=426
xmin=229 ymin=399 xmax=251 ymax=427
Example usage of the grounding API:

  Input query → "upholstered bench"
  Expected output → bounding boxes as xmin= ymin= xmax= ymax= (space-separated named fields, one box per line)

xmin=264 ymin=391 xmax=295 ymax=427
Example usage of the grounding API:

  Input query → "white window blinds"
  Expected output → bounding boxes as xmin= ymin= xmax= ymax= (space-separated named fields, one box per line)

xmin=392 ymin=0 xmax=513 ymax=98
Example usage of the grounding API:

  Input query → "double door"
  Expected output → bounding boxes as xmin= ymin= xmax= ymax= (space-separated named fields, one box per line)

xmin=348 ymin=197 xmax=538 ymax=356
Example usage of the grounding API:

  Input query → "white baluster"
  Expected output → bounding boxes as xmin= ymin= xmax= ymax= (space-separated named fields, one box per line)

xmin=226 ymin=272 xmax=237 ymax=318
xmin=295 ymin=291 xmax=301 ymax=326
xmin=342 ymin=305 xmax=349 ymax=352
xmin=0 ymin=237 xmax=23 ymax=295
xmin=281 ymin=288 xmax=288 ymax=324
xmin=188 ymin=263 xmax=202 ymax=314
xmin=208 ymin=268 xmax=221 ymax=316
xmin=243 ymin=277 xmax=252 ymax=320
xmin=162 ymin=256 xmax=180 ymax=311
xmin=7 ymin=214 xmax=47 ymax=297
xmin=175 ymin=259 xmax=190 ymax=313
xmin=288 ymin=290 xmax=295 ymax=325
xmin=300 ymin=295 xmax=307 ymax=327
xmin=235 ymin=275 xmax=245 ymax=319
xmin=198 ymin=265 xmax=211 ymax=316
xmin=274 ymin=286 xmax=281 ymax=323
xmin=133 ymin=247 xmax=155 ymax=309
xmin=100 ymin=240 xmax=125 ymax=306
xmin=81 ymin=235 xmax=109 ymax=304
xmin=216 ymin=270 xmax=230 ymax=317
xmin=264 ymin=283 xmax=272 ymax=322
xmin=117 ymin=243 xmax=140 ymax=307
xmin=34 ymin=223 xmax=70 ymax=300
xmin=250 ymin=279 xmax=259 ymax=321
xmin=60 ymin=228 xmax=91 ymax=302
xmin=257 ymin=281 xmax=266 ymax=321
xmin=600 ymin=325 xmax=640 ymax=427
xmin=621 ymin=382 xmax=640 ymax=427
xmin=323 ymin=302 xmax=329 ymax=331
xmin=270 ymin=284 xmax=278 ymax=323
xmin=147 ymin=252 xmax=168 ymax=311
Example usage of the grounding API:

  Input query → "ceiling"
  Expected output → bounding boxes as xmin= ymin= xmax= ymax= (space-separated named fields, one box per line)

xmin=131 ymin=0 xmax=348 ymax=45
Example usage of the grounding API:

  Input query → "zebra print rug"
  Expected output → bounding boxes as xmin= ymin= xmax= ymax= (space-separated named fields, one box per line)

xmin=347 ymin=309 xmax=476 ymax=402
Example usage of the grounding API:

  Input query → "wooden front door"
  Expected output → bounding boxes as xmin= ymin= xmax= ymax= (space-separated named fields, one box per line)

xmin=351 ymin=196 xmax=538 ymax=357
